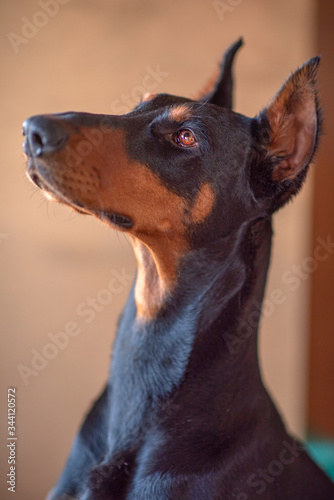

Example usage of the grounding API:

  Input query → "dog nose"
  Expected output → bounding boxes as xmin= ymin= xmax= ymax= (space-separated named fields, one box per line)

xmin=22 ymin=115 xmax=68 ymax=157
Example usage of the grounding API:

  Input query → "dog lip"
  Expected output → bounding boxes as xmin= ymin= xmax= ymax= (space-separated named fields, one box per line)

xmin=25 ymin=149 xmax=133 ymax=230
xmin=27 ymin=160 xmax=47 ymax=187
xmin=26 ymin=160 xmax=42 ymax=188
xmin=30 ymin=173 xmax=42 ymax=189
xmin=26 ymin=160 xmax=63 ymax=202
xmin=103 ymin=213 xmax=133 ymax=228
xmin=26 ymin=161 xmax=100 ymax=216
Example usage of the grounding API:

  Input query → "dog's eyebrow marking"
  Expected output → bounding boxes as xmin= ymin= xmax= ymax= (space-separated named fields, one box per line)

xmin=169 ymin=105 xmax=194 ymax=122
xmin=190 ymin=183 xmax=215 ymax=223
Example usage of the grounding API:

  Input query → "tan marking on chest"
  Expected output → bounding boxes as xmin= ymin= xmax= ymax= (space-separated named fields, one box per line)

xmin=132 ymin=239 xmax=170 ymax=320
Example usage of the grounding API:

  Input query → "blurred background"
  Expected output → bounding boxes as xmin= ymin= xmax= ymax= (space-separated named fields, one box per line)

xmin=1 ymin=0 xmax=333 ymax=498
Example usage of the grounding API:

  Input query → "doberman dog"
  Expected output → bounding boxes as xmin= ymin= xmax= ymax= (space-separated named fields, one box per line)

xmin=23 ymin=39 xmax=334 ymax=499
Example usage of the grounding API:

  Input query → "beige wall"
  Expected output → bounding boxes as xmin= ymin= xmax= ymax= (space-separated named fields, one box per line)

xmin=0 ymin=0 xmax=317 ymax=498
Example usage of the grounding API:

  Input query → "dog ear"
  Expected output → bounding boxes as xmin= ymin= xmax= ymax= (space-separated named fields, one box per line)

xmin=251 ymin=57 xmax=321 ymax=211
xmin=199 ymin=38 xmax=243 ymax=109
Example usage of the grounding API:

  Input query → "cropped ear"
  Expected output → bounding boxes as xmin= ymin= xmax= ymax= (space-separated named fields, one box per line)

xmin=251 ymin=56 xmax=321 ymax=211
xmin=199 ymin=38 xmax=243 ymax=109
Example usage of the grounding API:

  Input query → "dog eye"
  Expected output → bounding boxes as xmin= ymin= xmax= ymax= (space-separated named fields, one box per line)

xmin=173 ymin=129 xmax=197 ymax=147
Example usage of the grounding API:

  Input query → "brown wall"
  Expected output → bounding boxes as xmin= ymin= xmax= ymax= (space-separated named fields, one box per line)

xmin=308 ymin=0 xmax=334 ymax=438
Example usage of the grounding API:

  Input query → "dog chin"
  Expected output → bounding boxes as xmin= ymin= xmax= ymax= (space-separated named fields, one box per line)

xmin=42 ymin=187 xmax=91 ymax=216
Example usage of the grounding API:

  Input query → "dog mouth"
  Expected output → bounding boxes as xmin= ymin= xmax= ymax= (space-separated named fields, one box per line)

xmin=26 ymin=159 xmax=133 ymax=227
xmin=103 ymin=213 xmax=133 ymax=228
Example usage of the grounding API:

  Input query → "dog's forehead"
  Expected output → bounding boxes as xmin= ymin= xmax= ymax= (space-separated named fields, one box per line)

xmin=131 ymin=92 xmax=249 ymax=133
xmin=132 ymin=93 xmax=208 ymax=121
xmin=135 ymin=93 xmax=193 ymax=110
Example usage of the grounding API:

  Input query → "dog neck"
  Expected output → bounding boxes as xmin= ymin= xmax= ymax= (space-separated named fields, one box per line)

xmin=131 ymin=237 xmax=174 ymax=320
xmin=108 ymin=217 xmax=273 ymax=458
xmin=131 ymin=217 xmax=272 ymax=337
